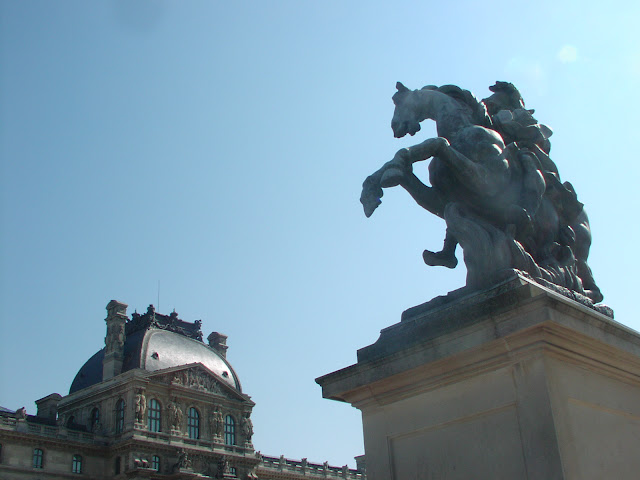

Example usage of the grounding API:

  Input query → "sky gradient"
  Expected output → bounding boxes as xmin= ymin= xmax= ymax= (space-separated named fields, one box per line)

xmin=2 ymin=0 xmax=640 ymax=468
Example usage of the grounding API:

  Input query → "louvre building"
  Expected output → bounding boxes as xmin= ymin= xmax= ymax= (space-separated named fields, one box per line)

xmin=0 ymin=301 xmax=365 ymax=480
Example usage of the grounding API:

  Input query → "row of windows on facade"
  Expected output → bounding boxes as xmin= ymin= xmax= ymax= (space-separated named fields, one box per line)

xmin=112 ymin=399 xmax=238 ymax=444
xmin=31 ymin=448 xmax=84 ymax=473
xmin=28 ymin=448 xmax=163 ymax=474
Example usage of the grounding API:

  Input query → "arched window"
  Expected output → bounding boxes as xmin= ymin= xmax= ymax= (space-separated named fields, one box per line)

xmin=90 ymin=407 xmax=100 ymax=430
xmin=72 ymin=454 xmax=82 ymax=474
xmin=148 ymin=399 xmax=161 ymax=432
xmin=151 ymin=455 xmax=160 ymax=471
xmin=187 ymin=407 xmax=200 ymax=439
xmin=115 ymin=399 xmax=125 ymax=434
xmin=66 ymin=415 xmax=75 ymax=428
xmin=224 ymin=415 xmax=236 ymax=445
xmin=33 ymin=448 xmax=44 ymax=468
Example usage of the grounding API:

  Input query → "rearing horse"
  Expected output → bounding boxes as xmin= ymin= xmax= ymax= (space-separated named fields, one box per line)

xmin=362 ymin=83 xmax=542 ymax=256
xmin=361 ymin=82 xmax=602 ymax=303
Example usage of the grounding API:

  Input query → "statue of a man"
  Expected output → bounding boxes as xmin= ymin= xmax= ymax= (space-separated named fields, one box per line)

xmin=134 ymin=391 xmax=146 ymax=423
xmin=210 ymin=406 xmax=224 ymax=438
xmin=169 ymin=400 xmax=183 ymax=430
xmin=241 ymin=412 xmax=254 ymax=442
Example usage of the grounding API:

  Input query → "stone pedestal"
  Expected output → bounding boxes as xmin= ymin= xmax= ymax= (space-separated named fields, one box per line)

xmin=316 ymin=275 xmax=640 ymax=480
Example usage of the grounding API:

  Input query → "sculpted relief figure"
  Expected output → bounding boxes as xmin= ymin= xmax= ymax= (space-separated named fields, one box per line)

xmin=174 ymin=448 xmax=192 ymax=470
xmin=361 ymin=81 xmax=606 ymax=312
xmin=105 ymin=323 xmax=125 ymax=352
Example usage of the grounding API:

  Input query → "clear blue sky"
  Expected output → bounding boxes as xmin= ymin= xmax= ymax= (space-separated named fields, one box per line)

xmin=2 ymin=0 xmax=639 ymax=468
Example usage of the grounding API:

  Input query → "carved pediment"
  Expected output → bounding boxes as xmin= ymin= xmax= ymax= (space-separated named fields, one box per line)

xmin=147 ymin=364 xmax=244 ymax=401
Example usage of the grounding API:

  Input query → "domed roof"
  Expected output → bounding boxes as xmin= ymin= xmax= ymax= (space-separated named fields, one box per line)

xmin=69 ymin=306 xmax=240 ymax=394
xmin=140 ymin=329 xmax=239 ymax=389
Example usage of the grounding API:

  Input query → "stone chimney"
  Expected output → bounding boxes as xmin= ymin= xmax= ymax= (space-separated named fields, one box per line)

xmin=207 ymin=332 xmax=228 ymax=358
xmin=102 ymin=300 xmax=128 ymax=380
xmin=35 ymin=393 xmax=62 ymax=420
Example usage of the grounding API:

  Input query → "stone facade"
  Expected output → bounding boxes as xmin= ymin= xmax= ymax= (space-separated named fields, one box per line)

xmin=0 ymin=301 xmax=365 ymax=480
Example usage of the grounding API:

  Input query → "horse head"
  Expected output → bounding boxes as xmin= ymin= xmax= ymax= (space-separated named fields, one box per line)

xmin=391 ymin=82 xmax=422 ymax=138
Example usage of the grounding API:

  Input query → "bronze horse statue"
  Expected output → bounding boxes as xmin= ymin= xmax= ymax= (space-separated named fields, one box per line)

xmin=361 ymin=82 xmax=602 ymax=304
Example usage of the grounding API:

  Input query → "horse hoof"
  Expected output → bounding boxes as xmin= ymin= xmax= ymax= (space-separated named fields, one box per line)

xmin=380 ymin=168 xmax=404 ymax=188
xmin=423 ymin=250 xmax=458 ymax=269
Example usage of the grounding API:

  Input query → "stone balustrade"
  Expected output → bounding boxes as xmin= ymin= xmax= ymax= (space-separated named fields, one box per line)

xmin=260 ymin=454 xmax=364 ymax=479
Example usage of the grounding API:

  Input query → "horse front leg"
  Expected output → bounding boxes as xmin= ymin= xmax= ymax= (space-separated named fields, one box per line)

xmin=380 ymin=137 xmax=450 ymax=188
xmin=360 ymin=137 xmax=449 ymax=217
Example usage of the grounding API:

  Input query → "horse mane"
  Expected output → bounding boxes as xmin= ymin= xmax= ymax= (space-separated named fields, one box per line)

xmin=422 ymin=85 xmax=492 ymax=127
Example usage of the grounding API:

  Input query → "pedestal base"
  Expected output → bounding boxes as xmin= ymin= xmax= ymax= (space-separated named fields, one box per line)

xmin=317 ymin=276 xmax=640 ymax=480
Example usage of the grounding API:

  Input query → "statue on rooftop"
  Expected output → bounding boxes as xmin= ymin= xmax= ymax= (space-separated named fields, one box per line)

xmin=361 ymin=81 xmax=604 ymax=309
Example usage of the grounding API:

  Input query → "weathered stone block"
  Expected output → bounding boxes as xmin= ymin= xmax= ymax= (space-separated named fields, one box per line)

xmin=317 ymin=275 xmax=640 ymax=480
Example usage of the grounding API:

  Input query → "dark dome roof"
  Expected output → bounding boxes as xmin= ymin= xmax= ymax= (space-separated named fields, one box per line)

xmin=69 ymin=308 xmax=240 ymax=394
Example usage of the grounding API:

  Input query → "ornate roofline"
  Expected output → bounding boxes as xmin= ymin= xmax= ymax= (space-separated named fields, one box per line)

xmin=128 ymin=304 xmax=203 ymax=341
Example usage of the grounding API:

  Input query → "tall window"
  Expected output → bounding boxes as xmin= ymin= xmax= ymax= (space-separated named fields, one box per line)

xmin=187 ymin=407 xmax=200 ymax=439
xmin=33 ymin=448 xmax=44 ymax=469
xmin=90 ymin=407 xmax=100 ymax=429
xmin=72 ymin=454 xmax=82 ymax=474
xmin=148 ymin=399 xmax=161 ymax=432
xmin=115 ymin=399 xmax=125 ymax=434
xmin=224 ymin=415 xmax=236 ymax=445
xmin=115 ymin=456 xmax=121 ymax=475
xmin=151 ymin=455 xmax=160 ymax=471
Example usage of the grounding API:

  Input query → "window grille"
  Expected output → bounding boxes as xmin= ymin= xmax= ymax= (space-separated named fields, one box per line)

xmin=115 ymin=399 xmax=125 ymax=434
xmin=33 ymin=448 xmax=44 ymax=469
xmin=90 ymin=407 xmax=100 ymax=429
xmin=224 ymin=415 xmax=236 ymax=445
xmin=187 ymin=407 xmax=200 ymax=439
xmin=148 ymin=399 xmax=161 ymax=432
xmin=72 ymin=454 xmax=82 ymax=474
